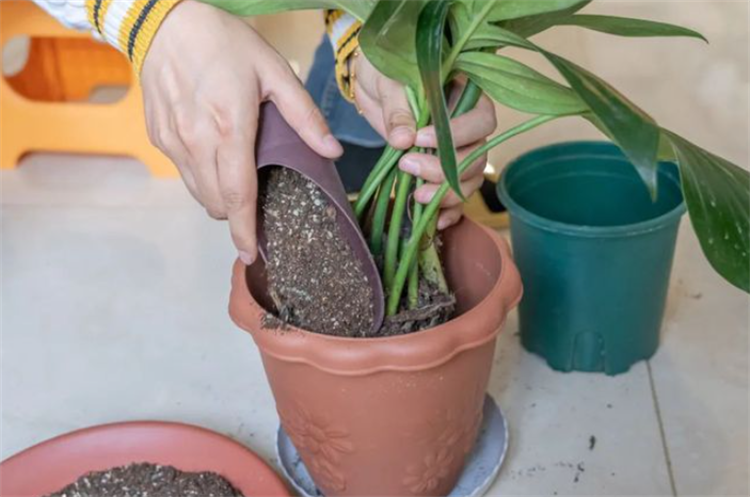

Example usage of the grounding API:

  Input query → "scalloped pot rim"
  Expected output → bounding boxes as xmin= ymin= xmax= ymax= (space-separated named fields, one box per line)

xmin=228 ymin=220 xmax=523 ymax=376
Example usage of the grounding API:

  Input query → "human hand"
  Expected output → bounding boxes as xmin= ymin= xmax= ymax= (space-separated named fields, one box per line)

xmin=353 ymin=54 xmax=496 ymax=230
xmin=141 ymin=0 xmax=343 ymax=264
xmin=400 ymin=93 xmax=497 ymax=230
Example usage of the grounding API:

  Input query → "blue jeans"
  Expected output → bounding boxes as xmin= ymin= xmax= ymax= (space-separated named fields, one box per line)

xmin=305 ymin=36 xmax=385 ymax=148
xmin=305 ymin=37 xmax=388 ymax=192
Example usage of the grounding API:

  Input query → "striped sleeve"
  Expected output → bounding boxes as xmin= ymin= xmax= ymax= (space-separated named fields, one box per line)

xmin=86 ymin=0 xmax=183 ymax=74
xmin=325 ymin=9 xmax=362 ymax=102
xmin=32 ymin=1 xmax=181 ymax=75
xmin=32 ymin=0 xmax=92 ymax=31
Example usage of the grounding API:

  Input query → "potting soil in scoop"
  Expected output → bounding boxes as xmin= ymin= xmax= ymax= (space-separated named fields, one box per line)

xmin=43 ymin=462 xmax=243 ymax=497
xmin=261 ymin=167 xmax=375 ymax=337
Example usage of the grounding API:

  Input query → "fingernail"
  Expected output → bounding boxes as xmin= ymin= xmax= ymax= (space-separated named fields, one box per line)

xmin=415 ymin=189 xmax=432 ymax=204
xmin=416 ymin=129 xmax=435 ymax=146
xmin=399 ymin=156 xmax=420 ymax=175
xmin=324 ymin=134 xmax=343 ymax=155
xmin=239 ymin=251 xmax=255 ymax=265
xmin=394 ymin=123 xmax=417 ymax=139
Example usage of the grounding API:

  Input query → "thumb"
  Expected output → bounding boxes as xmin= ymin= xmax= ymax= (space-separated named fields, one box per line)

xmin=269 ymin=66 xmax=343 ymax=159
xmin=377 ymin=77 xmax=416 ymax=150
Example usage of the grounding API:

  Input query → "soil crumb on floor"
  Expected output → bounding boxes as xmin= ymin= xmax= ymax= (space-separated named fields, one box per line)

xmin=261 ymin=167 xmax=374 ymax=337
xmin=43 ymin=462 xmax=243 ymax=497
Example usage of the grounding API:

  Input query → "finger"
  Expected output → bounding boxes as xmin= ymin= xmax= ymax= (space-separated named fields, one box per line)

xmin=217 ymin=120 xmax=258 ymax=265
xmin=376 ymin=76 xmax=416 ymax=150
xmin=415 ymin=94 xmax=497 ymax=148
xmin=354 ymin=84 xmax=388 ymax=138
xmin=414 ymin=173 xmax=484 ymax=207
xmin=146 ymin=111 xmax=201 ymax=204
xmin=399 ymin=142 xmax=487 ymax=183
xmin=268 ymin=63 xmax=343 ymax=159
xmin=176 ymin=118 xmax=225 ymax=219
xmin=438 ymin=205 xmax=464 ymax=230
xmin=173 ymin=156 xmax=201 ymax=204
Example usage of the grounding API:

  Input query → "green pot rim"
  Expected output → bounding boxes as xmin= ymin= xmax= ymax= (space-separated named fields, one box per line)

xmin=496 ymin=141 xmax=687 ymax=239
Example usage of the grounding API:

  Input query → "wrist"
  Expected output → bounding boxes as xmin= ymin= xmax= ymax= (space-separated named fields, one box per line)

xmin=325 ymin=9 xmax=362 ymax=102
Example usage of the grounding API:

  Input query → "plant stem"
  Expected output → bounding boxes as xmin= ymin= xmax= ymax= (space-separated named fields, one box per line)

xmin=408 ymin=177 xmax=425 ymax=308
xmin=369 ymin=167 xmax=398 ymax=256
xmin=453 ymin=80 xmax=483 ymax=117
xmin=413 ymin=80 xmax=482 ymax=291
xmin=407 ymin=240 xmax=419 ymax=309
xmin=384 ymin=169 xmax=413 ymax=289
xmin=406 ymin=86 xmax=422 ymax=117
xmin=419 ymin=215 xmax=449 ymax=293
xmin=354 ymin=102 xmax=431 ymax=219
xmin=354 ymin=146 xmax=401 ymax=218
xmin=387 ymin=114 xmax=559 ymax=315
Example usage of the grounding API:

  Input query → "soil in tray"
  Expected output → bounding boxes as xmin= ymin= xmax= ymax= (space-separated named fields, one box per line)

xmin=43 ymin=462 xmax=243 ymax=497
xmin=261 ymin=167 xmax=374 ymax=337
xmin=260 ymin=167 xmax=454 ymax=338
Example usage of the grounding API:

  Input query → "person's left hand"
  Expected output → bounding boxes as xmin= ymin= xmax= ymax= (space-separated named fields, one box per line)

xmin=353 ymin=53 xmax=497 ymax=230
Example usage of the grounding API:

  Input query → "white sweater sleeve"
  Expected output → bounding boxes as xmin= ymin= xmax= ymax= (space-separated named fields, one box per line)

xmin=28 ymin=0 xmax=183 ymax=75
xmin=31 ymin=0 xmax=92 ymax=32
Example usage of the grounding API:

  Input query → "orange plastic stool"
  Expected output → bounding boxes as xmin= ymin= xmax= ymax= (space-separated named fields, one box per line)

xmin=0 ymin=0 xmax=176 ymax=177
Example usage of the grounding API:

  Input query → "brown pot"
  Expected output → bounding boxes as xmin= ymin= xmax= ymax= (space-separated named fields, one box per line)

xmin=229 ymin=219 xmax=522 ymax=497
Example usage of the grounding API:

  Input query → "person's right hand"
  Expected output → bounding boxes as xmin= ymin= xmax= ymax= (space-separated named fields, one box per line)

xmin=140 ymin=0 xmax=343 ymax=265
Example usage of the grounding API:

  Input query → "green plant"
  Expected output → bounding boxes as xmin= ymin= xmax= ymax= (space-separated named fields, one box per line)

xmin=205 ymin=0 xmax=750 ymax=310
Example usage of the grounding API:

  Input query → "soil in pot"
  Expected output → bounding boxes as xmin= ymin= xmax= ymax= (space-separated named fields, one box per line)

xmin=261 ymin=167 xmax=374 ymax=337
xmin=43 ymin=462 xmax=243 ymax=497
xmin=378 ymin=278 xmax=455 ymax=336
xmin=260 ymin=167 xmax=454 ymax=338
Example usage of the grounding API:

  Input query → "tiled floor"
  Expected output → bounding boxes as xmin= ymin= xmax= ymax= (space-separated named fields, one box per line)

xmin=2 ymin=154 xmax=748 ymax=496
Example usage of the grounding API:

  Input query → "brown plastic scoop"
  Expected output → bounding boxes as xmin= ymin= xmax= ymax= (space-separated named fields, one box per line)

xmin=254 ymin=102 xmax=385 ymax=333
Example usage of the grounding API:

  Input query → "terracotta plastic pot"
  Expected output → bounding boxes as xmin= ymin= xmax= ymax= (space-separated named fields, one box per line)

xmin=229 ymin=218 xmax=522 ymax=497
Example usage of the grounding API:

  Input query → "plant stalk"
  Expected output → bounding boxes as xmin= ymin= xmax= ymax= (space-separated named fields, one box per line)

xmin=384 ymin=169 xmax=413 ymax=289
xmin=387 ymin=114 xmax=560 ymax=315
xmin=354 ymin=146 xmax=401 ymax=218
xmin=407 ymin=239 xmax=419 ymax=309
xmin=413 ymin=80 xmax=483 ymax=292
xmin=369 ymin=167 xmax=398 ymax=256
xmin=354 ymin=100 xmax=431 ymax=218
xmin=408 ymin=177 xmax=425 ymax=308
xmin=418 ymin=215 xmax=449 ymax=293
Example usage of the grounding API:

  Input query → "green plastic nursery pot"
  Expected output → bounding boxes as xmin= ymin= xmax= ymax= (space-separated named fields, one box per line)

xmin=497 ymin=142 xmax=686 ymax=375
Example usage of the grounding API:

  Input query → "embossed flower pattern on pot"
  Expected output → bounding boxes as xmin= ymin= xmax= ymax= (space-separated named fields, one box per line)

xmin=279 ymin=404 xmax=353 ymax=492
xmin=402 ymin=387 xmax=485 ymax=494
xmin=404 ymin=447 xmax=455 ymax=494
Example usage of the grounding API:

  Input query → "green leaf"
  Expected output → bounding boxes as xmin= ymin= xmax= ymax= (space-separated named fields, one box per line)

xmin=359 ymin=0 xmax=428 ymax=87
xmin=417 ymin=0 xmax=462 ymax=199
xmin=462 ymin=22 xmax=527 ymax=50
xmin=200 ymin=0 xmax=375 ymax=21
xmin=448 ymin=0 xmax=496 ymax=49
xmin=479 ymin=25 xmax=661 ymax=194
xmin=450 ymin=0 xmax=589 ymax=52
xmin=543 ymin=52 xmax=661 ymax=196
xmin=559 ymin=14 xmax=707 ymax=41
xmin=456 ymin=52 xmax=586 ymax=115
xmin=500 ymin=0 xmax=592 ymax=37
xmin=488 ymin=0 xmax=590 ymax=22
xmin=662 ymin=130 xmax=750 ymax=292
